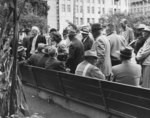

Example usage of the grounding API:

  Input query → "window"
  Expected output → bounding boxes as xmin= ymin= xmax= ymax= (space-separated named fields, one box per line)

xmin=88 ymin=0 xmax=90 ymax=3
xmin=67 ymin=5 xmax=71 ymax=12
xmin=76 ymin=17 xmax=79 ymax=25
xmin=62 ymin=4 xmax=65 ymax=12
xmin=102 ymin=0 xmax=105 ymax=4
xmin=92 ymin=18 xmax=95 ymax=23
xmin=87 ymin=6 xmax=90 ymax=13
xmin=80 ymin=18 xmax=83 ymax=25
xmin=80 ymin=6 xmax=83 ymax=13
xmin=80 ymin=0 xmax=83 ymax=2
xmin=98 ymin=0 xmax=101 ymax=4
xmin=92 ymin=7 xmax=95 ymax=13
xmin=98 ymin=7 xmax=101 ymax=14
xmin=87 ymin=18 xmax=90 ymax=23
xmin=92 ymin=0 xmax=94 ymax=3
xmin=103 ymin=8 xmax=105 ymax=14
xmin=76 ymin=5 xmax=79 ymax=13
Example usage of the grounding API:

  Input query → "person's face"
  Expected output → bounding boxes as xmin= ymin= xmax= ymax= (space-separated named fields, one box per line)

xmin=92 ymin=58 xmax=98 ymax=66
xmin=82 ymin=33 xmax=88 ymax=38
xmin=51 ymin=40 xmax=57 ymax=46
xmin=120 ymin=23 xmax=126 ymax=29
xmin=143 ymin=31 xmax=149 ymax=38
xmin=63 ymin=34 xmax=68 ymax=40
xmin=31 ymin=29 xmax=38 ymax=37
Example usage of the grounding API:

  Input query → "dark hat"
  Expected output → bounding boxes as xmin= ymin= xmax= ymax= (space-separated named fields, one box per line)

xmin=91 ymin=23 xmax=103 ymax=31
xmin=120 ymin=47 xmax=133 ymax=58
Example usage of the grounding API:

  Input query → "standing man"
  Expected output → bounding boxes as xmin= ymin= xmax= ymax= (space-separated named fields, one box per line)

xmin=25 ymin=26 xmax=46 ymax=58
xmin=66 ymin=29 xmax=84 ymax=73
xmin=91 ymin=23 xmax=112 ymax=79
xmin=81 ymin=26 xmax=94 ymax=51
xmin=136 ymin=26 xmax=150 ymax=88
xmin=120 ymin=19 xmax=134 ymax=45
xmin=106 ymin=23 xmax=125 ymax=66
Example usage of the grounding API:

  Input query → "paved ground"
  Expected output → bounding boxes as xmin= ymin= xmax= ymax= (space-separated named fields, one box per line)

xmin=24 ymin=85 xmax=88 ymax=118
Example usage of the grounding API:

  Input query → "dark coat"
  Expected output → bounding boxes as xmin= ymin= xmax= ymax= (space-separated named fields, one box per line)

xmin=82 ymin=36 xmax=94 ymax=51
xmin=23 ymin=35 xmax=46 ymax=58
xmin=66 ymin=38 xmax=84 ymax=73
xmin=45 ymin=57 xmax=66 ymax=72
xmin=26 ymin=52 xmax=44 ymax=67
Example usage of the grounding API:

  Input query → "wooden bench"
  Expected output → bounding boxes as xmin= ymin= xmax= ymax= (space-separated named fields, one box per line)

xmin=19 ymin=65 xmax=150 ymax=118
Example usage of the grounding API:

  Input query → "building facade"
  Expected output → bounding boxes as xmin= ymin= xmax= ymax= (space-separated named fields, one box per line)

xmin=47 ymin=0 xmax=129 ymax=32
xmin=129 ymin=0 xmax=150 ymax=16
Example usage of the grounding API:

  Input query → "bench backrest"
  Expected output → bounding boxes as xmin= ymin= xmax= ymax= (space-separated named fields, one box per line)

xmin=20 ymin=65 xmax=150 ymax=118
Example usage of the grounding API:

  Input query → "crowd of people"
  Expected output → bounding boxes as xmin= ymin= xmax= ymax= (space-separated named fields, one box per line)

xmin=15 ymin=18 xmax=150 ymax=89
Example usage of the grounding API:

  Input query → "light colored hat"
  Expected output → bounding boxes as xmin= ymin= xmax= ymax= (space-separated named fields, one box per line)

xmin=84 ymin=50 xmax=98 ymax=58
xmin=17 ymin=46 xmax=27 ymax=52
xmin=81 ymin=26 xmax=90 ymax=34
xmin=43 ymin=46 xmax=57 ymax=56
xmin=137 ymin=24 xmax=146 ymax=29
xmin=37 ymin=43 xmax=46 ymax=51
xmin=143 ymin=26 xmax=150 ymax=32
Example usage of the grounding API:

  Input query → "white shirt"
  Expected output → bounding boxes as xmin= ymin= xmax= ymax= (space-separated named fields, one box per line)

xmin=30 ymin=35 xmax=38 ymax=54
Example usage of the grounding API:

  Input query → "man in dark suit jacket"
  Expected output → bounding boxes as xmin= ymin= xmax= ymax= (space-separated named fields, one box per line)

xmin=81 ymin=26 xmax=94 ymax=51
xmin=23 ymin=26 xmax=46 ymax=58
xmin=66 ymin=29 xmax=84 ymax=73
xmin=45 ymin=46 xmax=66 ymax=72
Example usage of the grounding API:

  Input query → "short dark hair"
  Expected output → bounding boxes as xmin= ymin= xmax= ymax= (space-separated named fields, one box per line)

xmin=50 ymin=28 xmax=57 ymax=33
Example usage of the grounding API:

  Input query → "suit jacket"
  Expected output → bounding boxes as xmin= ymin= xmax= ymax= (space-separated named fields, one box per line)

xmin=75 ymin=61 xmax=105 ymax=80
xmin=112 ymin=61 xmax=141 ymax=86
xmin=23 ymin=35 xmax=46 ymax=58
xmin=45 ymin=57 xmax=66 ymax=72
xmin=26 ymin=52 xmax=44 ymax=67
xmin=82 ymin=35 xmax=94 ymax=51
xmin=92 ymin=35 xmax=112 ymax=77
xmin=66 ymin=37 xmax=84 ymax=73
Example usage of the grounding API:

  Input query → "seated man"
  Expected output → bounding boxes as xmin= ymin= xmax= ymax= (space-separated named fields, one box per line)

xmin=45 ymin=46 xmax=66 ymax=72
xmin=26 ymin=43 xmax=46 ymax=67
xmin=112 ymin=47 xmax=141 ymax=86
xmin=75 ymin=50 xmax=105 ymax=80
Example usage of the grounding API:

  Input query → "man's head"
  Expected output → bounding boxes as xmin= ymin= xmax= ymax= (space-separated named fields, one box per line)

xmin=91 ymin=23 xmax=103 ymax=39
xmin=142 ymin=26 xmax=150 ymax=38
xmin=84 ymin=50 xmax=98 ymax=65
xmin=62 ymin=28 xmax=68 ymax=40
xmin=81 ymin=26 xmax=89 ymax=38
xmin=135 ymin=24 xmax=146 ymax=36
xmin=106 ymin=23 xmax=115 ymax=35
xmin=37 ymin=43 xmax=46 ymax=53
xmin=119 ymin=47 xmax=133 ymax=61
xmin=68 ymin=28 xmax=77 ymax=41
xmin=120 ymin=19 xmax=128 ymax=29
xmin=17 ymin=46 xmax=27 ymax=58
xmin=43 ymin=46 xmax=58 ymax=58
xmin=31 ymin=26 xmax=40 ymax=37
xmin=51 ymin=32 xmax=62 ymax=46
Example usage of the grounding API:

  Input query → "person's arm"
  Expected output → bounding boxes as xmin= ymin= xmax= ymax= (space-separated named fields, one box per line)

xmin=66 ymin=44 xmax=75 ymax=67
xmin=129 ymin=29 xmax=135 ymax=44
xmin=91 ymin=66 xmax=105 ymax=80
xmin=136 ymin=40 xmax=150 ymax=61
xmin=94 ymin=39 xmax=105 ymax=65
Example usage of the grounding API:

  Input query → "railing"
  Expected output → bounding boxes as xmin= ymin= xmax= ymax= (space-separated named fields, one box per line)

xmin=19 ymin=64 xmax=150 ymax=118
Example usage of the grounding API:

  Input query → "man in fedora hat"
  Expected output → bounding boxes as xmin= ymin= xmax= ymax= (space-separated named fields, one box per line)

xmin=66 ymin=28 xmax=84 ymax=73
xmin=134 ymin=24 xmax=147 ymax=54
xmin=91 ymin=23 xmax=112 ymax=80
xmin=75 ymin=50 xmax=105 ymax=79
xmin=81 ymin=26 xmax=94 ymax=51
xmin=113 ymin=47 xmax=141 ymax=86
xmin=136 ymin=26 xmax=150 ymax=88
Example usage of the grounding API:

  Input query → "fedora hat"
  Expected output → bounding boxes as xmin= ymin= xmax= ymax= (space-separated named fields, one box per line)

xmin=143 ymin=26 xmax=150 ymax=32
xmin=81 ymin=26 xmax=90 ymax=34
xmin=84 ymin=50 xmax=98 ymax=58
xmin=17 ymin=46 xmax=27 ymax=53
xmin=91 ymin=23 xmax=103 ymax=31
xmin=136 ymin=24 xmax=146 ymax=30
xmin=42 ymin=46 xmax=57 ymax=56
xmin=120 ymin=47 xmax=133 ymax=58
